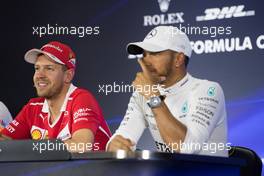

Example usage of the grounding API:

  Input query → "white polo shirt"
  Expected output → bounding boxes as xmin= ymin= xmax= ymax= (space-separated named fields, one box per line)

xmin=110 ymin=73 xmax=228 ymax=157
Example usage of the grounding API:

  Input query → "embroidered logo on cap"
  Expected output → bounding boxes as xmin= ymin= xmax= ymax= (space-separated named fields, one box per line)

xmin=42 ymin=44 xmax=63 ymax=52
xmin=146 ymin=29 xmax=158 ymax=39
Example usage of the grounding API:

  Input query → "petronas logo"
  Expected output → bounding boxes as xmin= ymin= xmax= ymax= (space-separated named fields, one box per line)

xmin=207 ymin=87 xmax=216 ymax=97
xmin=181 ymin=102 xmax=188 ymax=113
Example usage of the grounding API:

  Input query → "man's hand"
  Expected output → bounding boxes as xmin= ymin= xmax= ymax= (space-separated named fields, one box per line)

xmin=132 ymin=59 xmax=164 ymax=99
xmin=107 ymin=135 xmax=135 ymax=152
xmin=0 ymin=124 xmax=11 ymax=141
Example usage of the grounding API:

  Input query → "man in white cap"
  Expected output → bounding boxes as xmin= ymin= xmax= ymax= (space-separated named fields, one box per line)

xmin=107 ymin=26 xmax=228 ymax=156
xmin=0 ymin=41 xmax=112 ymax=152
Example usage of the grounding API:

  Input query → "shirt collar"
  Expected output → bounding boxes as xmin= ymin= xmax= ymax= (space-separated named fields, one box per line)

xmin=42 ymin=84 xmax=77 ymax=113
xmin=159 ymin=73 xmax=192 ymax=95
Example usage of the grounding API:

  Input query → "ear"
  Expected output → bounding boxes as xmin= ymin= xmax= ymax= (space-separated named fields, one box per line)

xmin=64 ymin=69 xmax=75 ymax=84
xmin=174 ymin=52 xmax=185 ymax=67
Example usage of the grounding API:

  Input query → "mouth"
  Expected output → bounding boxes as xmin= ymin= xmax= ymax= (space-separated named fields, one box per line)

xmin=159 ymin=76 xmax=167 ymax=83
xmin=35 ymin=81 xmax=49 ymax=89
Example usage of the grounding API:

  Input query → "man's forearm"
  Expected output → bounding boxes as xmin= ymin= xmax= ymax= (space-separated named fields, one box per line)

xmin=151 ymin=102 xmax=187 ymax=151
xmin=63 ymin=129 xmax=95 ymax=153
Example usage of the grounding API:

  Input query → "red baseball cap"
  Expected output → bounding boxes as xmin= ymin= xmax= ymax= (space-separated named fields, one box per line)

xmin=24 ymin=41 xmax=76 ymax=69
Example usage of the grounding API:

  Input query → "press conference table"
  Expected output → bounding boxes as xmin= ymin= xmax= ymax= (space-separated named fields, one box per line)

xmin=0 ymin=140 xmax=245 ymax=176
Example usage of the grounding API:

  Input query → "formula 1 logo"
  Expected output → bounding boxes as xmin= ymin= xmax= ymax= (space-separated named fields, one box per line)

xmin=158 ymin=0 xmax=171 ymax=13
xmin=196 ymin=5 xmax=255 ymax=21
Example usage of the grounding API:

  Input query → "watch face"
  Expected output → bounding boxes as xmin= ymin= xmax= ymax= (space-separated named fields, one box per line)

xmin=150 ymin=96 xmax=161 ymax=108
xmin=152 ymin=97 xmax=161 ymax=106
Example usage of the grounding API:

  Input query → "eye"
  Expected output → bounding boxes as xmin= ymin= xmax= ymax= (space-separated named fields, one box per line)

xmin=46 ymin=66 xmax=55 ymax=71
xmin=34 ymin=66 xmax=39 ymax=71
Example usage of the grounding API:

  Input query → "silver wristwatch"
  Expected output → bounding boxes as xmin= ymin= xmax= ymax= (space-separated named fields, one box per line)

xmin=147 ymin=95 xmax=165 ymax=108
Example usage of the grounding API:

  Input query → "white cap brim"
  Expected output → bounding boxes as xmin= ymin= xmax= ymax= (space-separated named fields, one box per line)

xmin=127 ymin=42 xmax=167 ymax=55
xmin=24 ymin=49 xmax=64 ymax=65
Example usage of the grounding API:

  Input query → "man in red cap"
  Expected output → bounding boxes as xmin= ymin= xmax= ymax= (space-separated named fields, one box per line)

xmin=0 ymin=41 xmax=112 ymax=152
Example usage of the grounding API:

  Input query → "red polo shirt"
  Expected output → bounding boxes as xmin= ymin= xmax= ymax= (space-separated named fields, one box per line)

xmin=1 ymin=85 xmax=112 ymax=151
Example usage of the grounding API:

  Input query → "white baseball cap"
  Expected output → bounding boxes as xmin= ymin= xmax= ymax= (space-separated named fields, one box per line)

xmin=127 ymin=26 xmax=192 ymax=58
